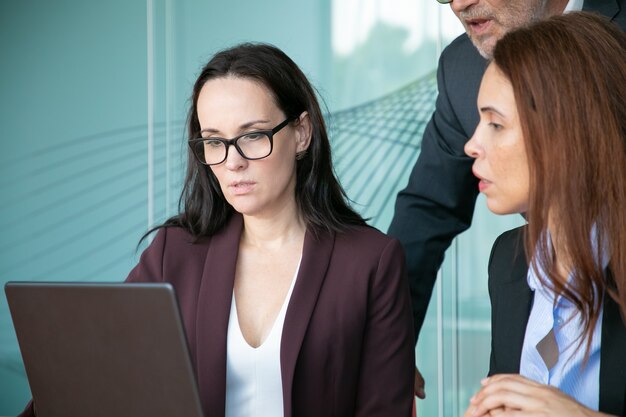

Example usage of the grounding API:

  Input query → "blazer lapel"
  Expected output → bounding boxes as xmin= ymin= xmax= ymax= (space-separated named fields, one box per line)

xmin=489 ymin=228 xmax=533 ymax=374
xmin=280 ymin=229 xmax=335 ymax=417
xmin=195 ymin=214 xmax=243 ymax=416
xmin=599 ymin=277 xmax=626 ymax=416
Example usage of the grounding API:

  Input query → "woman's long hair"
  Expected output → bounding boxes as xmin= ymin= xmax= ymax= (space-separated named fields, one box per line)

xmin=149 ymin=43 xmax=365 ymax=240
xmin=493 ymin=12 xmax=626 ymax=348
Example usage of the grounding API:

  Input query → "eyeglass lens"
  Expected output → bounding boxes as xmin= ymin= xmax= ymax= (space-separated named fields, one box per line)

xmin=194 ymin=132 xmax=272 ymax=165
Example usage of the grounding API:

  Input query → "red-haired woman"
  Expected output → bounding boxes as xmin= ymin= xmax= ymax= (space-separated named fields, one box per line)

xmin=464 ymin=12 xmax=626 ymax=417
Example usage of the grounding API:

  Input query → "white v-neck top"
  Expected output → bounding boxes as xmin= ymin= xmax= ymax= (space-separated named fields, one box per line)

xmin=224 ymin=262 xmax=300 ymax=417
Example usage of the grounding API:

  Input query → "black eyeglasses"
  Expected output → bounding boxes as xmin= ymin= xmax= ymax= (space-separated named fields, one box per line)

xmin=189 ymin=118 xmax=293 ymax=166
xmin=436 ymin=0 xmax=452 ymax=3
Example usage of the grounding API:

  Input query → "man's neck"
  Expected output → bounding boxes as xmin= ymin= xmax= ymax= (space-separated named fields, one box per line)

xmin=551 ymin=0 xmax=573 ymax=15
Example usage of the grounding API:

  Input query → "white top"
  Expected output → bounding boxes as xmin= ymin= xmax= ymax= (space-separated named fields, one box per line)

xmin=224 ymin=262 xmax=300 ymax=417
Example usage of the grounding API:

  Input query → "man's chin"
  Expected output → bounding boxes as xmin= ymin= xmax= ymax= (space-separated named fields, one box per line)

xmin=470 ymin=37 xmax=496 ymax=59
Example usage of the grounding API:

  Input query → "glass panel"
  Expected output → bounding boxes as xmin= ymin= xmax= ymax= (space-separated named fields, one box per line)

xmin=0 ymin=1 xmax=522 ymax=415
xmin=0 ymin=1 xmax=150 ymax=413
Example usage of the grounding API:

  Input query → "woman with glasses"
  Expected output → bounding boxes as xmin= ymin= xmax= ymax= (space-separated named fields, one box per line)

xmin=462 ymin=13 xmax=626 ymax=417
xmin=127 ymin=43 xmax=414 ymax=417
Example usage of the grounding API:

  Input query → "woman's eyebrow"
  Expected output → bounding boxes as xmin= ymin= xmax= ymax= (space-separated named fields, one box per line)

xmin=200 ymin=119 xmax=272 ymax=134
xmin=479 ymin=106 xmax=506 ymax=118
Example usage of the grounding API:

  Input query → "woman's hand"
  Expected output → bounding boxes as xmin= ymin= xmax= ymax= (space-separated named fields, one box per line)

xmin=463 ymin=374 xmax=614 ymax=417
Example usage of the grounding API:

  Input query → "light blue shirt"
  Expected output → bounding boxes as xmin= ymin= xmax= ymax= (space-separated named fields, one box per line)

xmin=519 ymin=233 xmax=604 ymax=411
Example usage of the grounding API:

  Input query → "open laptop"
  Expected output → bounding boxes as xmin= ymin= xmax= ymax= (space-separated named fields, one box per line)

xmin=5 ymin=282 xmax=204 ymax=417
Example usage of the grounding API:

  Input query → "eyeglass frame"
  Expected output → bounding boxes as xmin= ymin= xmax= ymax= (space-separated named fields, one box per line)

xmin=188 ymin=117 xmax=295 ymax=166
xmin=436 ymin=0 xmax=452 ymax=4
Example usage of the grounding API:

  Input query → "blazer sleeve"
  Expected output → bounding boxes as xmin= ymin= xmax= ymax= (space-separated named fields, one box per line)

xmin=387 ymin=39 xmax=482 ymax=343
xmin=354 ymin=238 xmax=415 ymax=417
xmin=125 ymin=228 xmax=167 ymax=283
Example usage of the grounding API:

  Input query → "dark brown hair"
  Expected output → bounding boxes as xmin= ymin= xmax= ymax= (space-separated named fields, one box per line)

xmin=493 ymin=12 xmax=626 ymax=348
xmin=142 ymin=43 xmax=365 ymax=242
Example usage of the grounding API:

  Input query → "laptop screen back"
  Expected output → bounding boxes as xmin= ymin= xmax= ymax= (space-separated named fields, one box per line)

xmin=5 ymin=282 xmax=204 ymax=417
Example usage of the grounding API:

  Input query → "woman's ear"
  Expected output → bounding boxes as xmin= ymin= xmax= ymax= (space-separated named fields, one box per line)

xmin=294 ymin=111 xmax=312 ymax=153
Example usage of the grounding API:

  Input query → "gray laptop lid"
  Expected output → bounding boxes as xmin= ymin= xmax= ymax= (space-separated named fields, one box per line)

xmin=5 ymin=282 xmax=204 ymax=417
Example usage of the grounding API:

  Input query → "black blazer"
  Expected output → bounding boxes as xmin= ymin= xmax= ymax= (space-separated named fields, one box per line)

xmin=387 ymin=0 xmax=626 ymax=341
xmin=488 ymin=226 xmax=626 ymax=416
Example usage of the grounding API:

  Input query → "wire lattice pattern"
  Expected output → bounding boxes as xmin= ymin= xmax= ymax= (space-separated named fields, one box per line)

xmin=330 ymin=73 xmax=437 ymax=228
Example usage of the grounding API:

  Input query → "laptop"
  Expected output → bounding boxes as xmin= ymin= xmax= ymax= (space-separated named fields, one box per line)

xmin=5 ymin=282 xmax=204 ymax=417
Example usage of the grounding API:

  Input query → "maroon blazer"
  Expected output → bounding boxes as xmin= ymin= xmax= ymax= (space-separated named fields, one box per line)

xmin=125 ymin=213 xmax=415 ymax=417
xmin=17 ymin=214 xmax=414 ymax=417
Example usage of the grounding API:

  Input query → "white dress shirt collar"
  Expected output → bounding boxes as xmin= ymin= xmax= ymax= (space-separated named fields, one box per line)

xmin=564 ymin=0 xmax=584 ymax=13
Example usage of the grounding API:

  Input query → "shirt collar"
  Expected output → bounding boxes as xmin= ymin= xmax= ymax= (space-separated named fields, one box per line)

xmin=564 ymin=0 xmax=584 ymax=13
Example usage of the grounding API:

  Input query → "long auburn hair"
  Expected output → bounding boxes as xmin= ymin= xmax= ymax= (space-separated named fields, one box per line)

xmin=147 ymin=43 xmax=365 ymax=241
xmin=493 ymin=12 xmax=626 ymax=347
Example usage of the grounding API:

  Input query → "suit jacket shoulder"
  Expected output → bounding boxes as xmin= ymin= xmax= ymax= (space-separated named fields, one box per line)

xmin=487 ymin=226 xmax=527 ymax=286
xmin=487 ymin=226 xmax=532 ymax=376
xmin=437 ymin=33 xmax=487 ymax=143
xmin=583 ymin=0 xmax=626 ymax=29
xmin=335 ymin=225 xmax=405 ymax=261
xmin=126 ymin=226 xmax=212 ymax=297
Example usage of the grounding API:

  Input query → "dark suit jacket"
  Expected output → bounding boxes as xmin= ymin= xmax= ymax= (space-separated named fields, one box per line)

xmin=124 ymin=213 xmax=415 ymax=417
xmin=387 ymin=0 xmax=626 ymax=342
xmin=488 ymin=226 xmax=626 ymax=416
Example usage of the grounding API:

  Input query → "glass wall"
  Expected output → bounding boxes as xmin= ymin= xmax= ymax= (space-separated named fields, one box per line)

xmin=0 ymin=1 xmax=523 ymax=415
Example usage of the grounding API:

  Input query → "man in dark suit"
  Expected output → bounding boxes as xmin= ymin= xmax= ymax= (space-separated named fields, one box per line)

xmin=387 ymin=0 xmax=626 ymax=399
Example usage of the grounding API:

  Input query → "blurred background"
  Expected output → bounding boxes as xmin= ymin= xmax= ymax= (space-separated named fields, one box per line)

xmin=0 ymin=0 xmax=522 ymax=415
